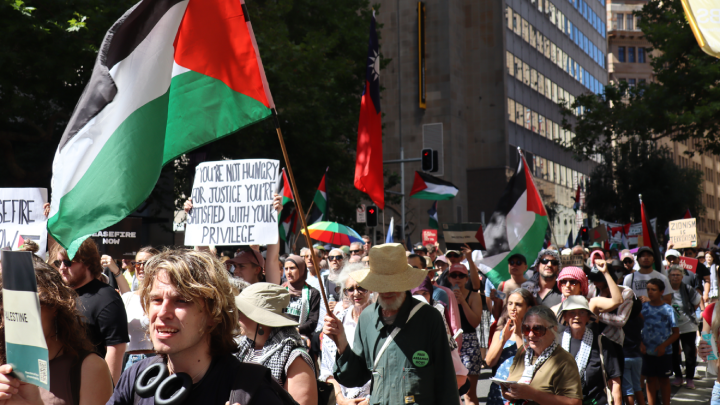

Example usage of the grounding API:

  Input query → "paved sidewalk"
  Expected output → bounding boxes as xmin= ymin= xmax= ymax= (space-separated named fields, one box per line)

xmin=670 ymin=360 xmax=714 ymax=404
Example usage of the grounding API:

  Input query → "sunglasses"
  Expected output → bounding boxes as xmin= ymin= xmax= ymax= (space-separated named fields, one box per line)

xmin=350 ymin=249 xmax=363 ymax=254
xmin=508 ymin=259 xmax=526 ymax=266
xmin=622 ymin=259 xmax=633 ymax=264
xmin=344 ymin=286 xmax=368 ymax=295
xmin=53 ymin=259 xmax=74 ymax=268
xmin=328 ymin=255 xmax=343 ymax=261
xmin=560 ymin=279 xmax=580 ymax=286
xmin=522 ymin=324 xmax=548 ymax=337
xmin=449 ymin=273 xmax=467 ymax=279
xmin=539 ymin=258 xmax=559 ymax=266
xmin=446 ymin=253 xmax=460 ymax=258
xmin=131 ymin=260 xmax=147 ymax=267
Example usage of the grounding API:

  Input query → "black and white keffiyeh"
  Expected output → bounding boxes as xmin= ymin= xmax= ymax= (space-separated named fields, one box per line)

xmin=236 ymin=326 xmax=314 ymax=385
xmin=561 ymin=327 xmax=593 ymax=387
xmin=518 ymin=341 xmax=558 ymax=384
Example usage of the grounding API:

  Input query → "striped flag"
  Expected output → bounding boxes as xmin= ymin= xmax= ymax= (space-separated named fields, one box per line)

xmin=48 ymin=0 xmax=274 ymax=255
xmin=410 ymin=171 xmax=459 ymax=200
xmin=479 ymin=151 xmax=548 ymax=286
xmin=428 ymin=201 xmax=439 ymax=229
xmin=308 ymin=168 xmax=329 ymax=224
xmin=277 ymin=169 xmax=297 ymax=242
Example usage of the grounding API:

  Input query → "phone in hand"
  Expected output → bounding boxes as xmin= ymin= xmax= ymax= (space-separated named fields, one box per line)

xmin=490 ymin=377 xmax=518 ymax=387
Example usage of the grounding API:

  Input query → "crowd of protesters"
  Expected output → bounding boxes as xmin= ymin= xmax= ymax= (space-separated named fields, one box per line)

xmin=0 ymin=199 xmax=718 ymax=404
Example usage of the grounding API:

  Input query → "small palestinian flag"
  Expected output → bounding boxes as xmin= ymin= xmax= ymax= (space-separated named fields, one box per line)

xmin=428 ymin=201 xmax=439 ymax=229
xmin=639 ymin=197 xmax=663 ymax=271
xmin=479 ymin=151 xmax=548 ymax=286
xmin=276 ymin=169 xmax=297 ymax=242
xmin=308 ymin=168 xmax=329 ymax=224
xmin=410 ymin=172 xmax=459 ymax=200
xmin=48 ymin=0 xmax=275 ymax=255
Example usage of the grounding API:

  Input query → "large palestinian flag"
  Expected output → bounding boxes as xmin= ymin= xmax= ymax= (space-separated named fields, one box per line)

xmin=410 ymin=171 xmax=459 ymax=200
xmin=48 ymin=0 xmax=274 ymax=255
xmin=479 ymin=152 xmax=548 ymax=286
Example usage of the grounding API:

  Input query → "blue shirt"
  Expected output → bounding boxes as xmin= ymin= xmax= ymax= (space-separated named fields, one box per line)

xmin=641 ymin=302 xmax=676 ymax=355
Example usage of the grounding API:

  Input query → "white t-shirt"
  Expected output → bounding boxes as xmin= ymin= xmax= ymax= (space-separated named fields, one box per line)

xmin=671 ymin=286 xmax=701 ymax=334
xmin=121 ymin=292 xmax=153 ymax=351
xmin=622 ymin=270 xmax=671 ymax=298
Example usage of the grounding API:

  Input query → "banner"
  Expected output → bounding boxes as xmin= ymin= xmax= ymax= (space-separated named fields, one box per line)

xmin=0 ymin=188 xmax=48 ymax=258
xmin=185 ymin=159 xmax=280 ymax=246
xmin=679 ymin=256 xmax=698 ymax=274
xmin=668 ymin=218 xmax=697 ymax=248
xmin=680 ymin=0 xmax=720 ymax=58
xmin=599 ymin=218 xmax=657 ymax=246
xmin=1 ymin=251 xmax=49 ymax=390
xmin=442 ymin=223 xmax=485 ymax=251
xmin=90 ymin=217 xmax=143 ymax=258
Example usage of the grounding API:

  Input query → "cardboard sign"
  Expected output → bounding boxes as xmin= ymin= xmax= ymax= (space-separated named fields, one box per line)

xmin=1 ymin=251 xmax=49 ymax=390
xmin=561 ymin=254 xmax=585 ymax=269
xmin=90 ymin=217 xmax=142 ymax=258
xmin=589 ymin=225 xmax=608 ymax=243
xmin=185 ymin=159 xmax=280 ymax=246
xmin=422 ymin=229 xmax=438 ymax=245
xmin=668 ymin=218 xmax=697 ymax=248
xmin=678 ymin=256 xmax=698 ymax=274
xmin=442 ymin=223 xmax=485 ymax=251
xmin=0 ymin=188 xmax=48 ymax=258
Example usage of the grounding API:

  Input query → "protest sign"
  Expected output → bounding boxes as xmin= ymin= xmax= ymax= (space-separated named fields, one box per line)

xmin=90 ymin=217 xmax=143 ymax=258
xmin=600 ymin=218 xmax=657 ymax=246
xmin=669 ymin=218 xmax=697 ymax=248
xmin=561 ymin=254 xmax=585 ymax=269
xmin=442 ymin=223 xmax=485 ymax=251
xmin=185 ymin=159 xmax=280 ymax=246
xmin=679 ymin=256 xmax=699 ymax=274
xmin=589 ymin=226 xmax=608 ymax=243
xmin=0 ymin=188 xmax=48 ymax=258
xmin=1 ymin=251 xmax=49 ymax=390
xmin=422 ymin=229 xmax=438 ymax=245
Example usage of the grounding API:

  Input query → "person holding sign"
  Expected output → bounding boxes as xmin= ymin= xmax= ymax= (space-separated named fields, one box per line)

xmin=0 ymin=262 xmax=113 ymax=404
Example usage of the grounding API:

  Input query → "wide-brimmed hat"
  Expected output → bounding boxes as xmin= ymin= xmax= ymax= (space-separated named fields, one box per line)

xmin=557 ymin=295 xmax=597 ymax=325
xmin=350 ymin=243 xmax=427 ymax=293
xmin=234 ymin=282 xmax=298 ymax=327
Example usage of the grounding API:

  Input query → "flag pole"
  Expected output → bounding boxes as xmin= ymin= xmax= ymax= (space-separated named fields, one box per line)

xmin=273 ymin=111 xmax=331 ymax=313
xmin=517 ymin=147 xmax=561 ymax=250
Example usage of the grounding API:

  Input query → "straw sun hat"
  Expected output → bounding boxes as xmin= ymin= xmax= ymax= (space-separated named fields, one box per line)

xmin=234 ymin=282 xmax=298 ymax=327
xmin=349 ymin=243 xmax=427 ymax=293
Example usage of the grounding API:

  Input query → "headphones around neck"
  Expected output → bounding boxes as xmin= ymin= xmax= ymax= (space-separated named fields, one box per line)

xmin=135 ymin=363 xmax=193 ymax=405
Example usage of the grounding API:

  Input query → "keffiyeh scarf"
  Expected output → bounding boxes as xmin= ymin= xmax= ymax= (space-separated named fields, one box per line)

xmin=561 ymin=327 xmax=593 ymax=387
xmin=236 ymin=326 xmax=313 ymax=385
xmin=518 ymin=341 xmax=558 ymax=384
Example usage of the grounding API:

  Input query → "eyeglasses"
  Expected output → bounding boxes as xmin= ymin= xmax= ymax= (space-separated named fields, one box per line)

xmin=522 ymin=324 xmax=548 ymax=337
xmin=448 ymin=273 xmax=467 ymax=279
xmin=508 ymin=260 xmax=525 ymax=266
xmin=560 ymin=279 xmax=580 ymax=287
xmin=328 ymin=255 xmax=343 ymax=261
xmin=344 ymin=286 xmax=368 ymax=295
xmin=131 ymin=261 xmax=147 ymax=267
xmin=53 ymin=259 xmax=74 ymax=268
xmin=350 ymin=249 xmax=363 ymax=254
xmin=539 ymin=258 xmax=559 ymax=266
xmin=301 ymin=255 xmax=311 ymax=258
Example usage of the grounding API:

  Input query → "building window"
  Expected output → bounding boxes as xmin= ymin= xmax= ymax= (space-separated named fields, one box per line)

xmin=628 ymin=78 xmax=636 ymax=87
xmin=618 ymin=46 xmax=626 ymax=63
xmin=525 ymin=108 xmax=532 ymax=130
xmin=531 ymin=69 xmax=538 ymax=91
xmin=626 ymin=14 xmax=634 ymax=30
xmin=506 ymin=6 xmax=513 ymax=29
xmin=538 ymin=72 xmax=545 ymax=95
xmin=616 ymin=13 xmax=624 ymax=30
xmin=523 ymin=62 xmax=531 ymax=86
xmin=638 ymin=47 xmax=646 ymax=63
xmin=516 ymin=102 xmax=524 ymax=125
xmin=507 ymin=52 xmax=514 ymax=76
xmin=635 ymin=15 xmax=641 ymax=29
xmin=539 ymin=115 xmax=546 ymax=137
xmin=531 ymin=111 xmax=539 ymax=133
xmin=628 ymin=47 xmax=636 ymax=63
xmin=508 ymin=99 xmax=515 ymax=122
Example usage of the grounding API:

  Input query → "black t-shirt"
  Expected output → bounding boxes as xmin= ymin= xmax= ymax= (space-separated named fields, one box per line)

xmin=75 ymin=278 xmax=129 ymax=357
xmin=696 ymin=262 xmax=710 ymax=287
xmin=622 ymin=316 xmax=644 ymax=358
xmin=284 ymin=286 xmax=320 ymax=337
xmin=568 ymin=325 xmax=622 ymax=405
xmin=107 ymin=355 xmax=286 ymax=405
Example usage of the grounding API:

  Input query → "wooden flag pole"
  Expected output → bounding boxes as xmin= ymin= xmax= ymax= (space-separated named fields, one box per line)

xmin=273 ymin=112 xmax=331 ymax=313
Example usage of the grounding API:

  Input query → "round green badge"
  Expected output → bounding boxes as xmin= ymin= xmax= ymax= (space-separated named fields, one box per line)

xmin=412 ymin=350 xmax=429 ymax=367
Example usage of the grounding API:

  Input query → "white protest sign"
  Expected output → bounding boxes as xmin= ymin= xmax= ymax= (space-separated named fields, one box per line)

xmin=0 ymin=188 xmax=48 ymax=258
xmin=185 ymin=159 xmax=280 ymax=246
xmin=669 ymin=218 xmax=697 ymax=248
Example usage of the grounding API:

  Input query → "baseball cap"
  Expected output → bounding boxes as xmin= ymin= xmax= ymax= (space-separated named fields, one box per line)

xmin=434 ymin=255 xmax=448 ymax=264
xmin=445 ymin=250 xmax=461 ymax=257
xmin=665 ymin=249 xmax=681 ymax=259
xmin=413 ymin=244 xmax=428 ymax=252
xmin=448 ymin=263 xmax=468 ymax=274
xmin=636 ymin=246 xmax=654 ymax=257
xmin=620 ymin=250 xmax=634 ymax=262
xmin=313 ymin=244 xmax=326 ymax=251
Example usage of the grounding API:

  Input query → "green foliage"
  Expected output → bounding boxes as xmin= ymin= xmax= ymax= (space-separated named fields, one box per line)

xmin=584 ymin=140 xmax=704 ymax=228
xmin=560 ymin=0 xmax=720 ymax=157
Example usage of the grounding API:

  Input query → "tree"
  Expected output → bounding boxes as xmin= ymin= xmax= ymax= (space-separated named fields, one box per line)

xmin=583 ymin=140 xmax=704 ymax=229
xmin=560 ymin=0 xmax=720 ymax=157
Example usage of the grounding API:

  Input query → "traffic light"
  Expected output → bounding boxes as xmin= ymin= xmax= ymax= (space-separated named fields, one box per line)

xmin=580 ymin=226 xmax=589 ymax=242
xmin=366 ymin=206 xmax=378 ymax=227
xmin=421 ymin=149 xmax=438 ymax=172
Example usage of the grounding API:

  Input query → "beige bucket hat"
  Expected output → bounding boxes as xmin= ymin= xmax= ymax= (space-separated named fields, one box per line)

xmin=349 ymin=243 xmax=427 ymax=293
xmin=234 ymin=282 xmax=299 ymax=327
xmin=556 ymin=295 xmax=597 ymax=325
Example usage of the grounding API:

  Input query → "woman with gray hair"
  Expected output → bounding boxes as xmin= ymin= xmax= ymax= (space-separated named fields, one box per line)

xmin=502 ymin=305 xmax=583 ymax=405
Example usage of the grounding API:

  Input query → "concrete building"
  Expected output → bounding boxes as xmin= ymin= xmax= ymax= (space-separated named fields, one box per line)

xmin=374 ymin=0 xmax=605 ymax=245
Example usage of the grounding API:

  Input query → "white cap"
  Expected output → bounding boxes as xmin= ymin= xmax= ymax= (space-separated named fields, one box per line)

xmin=665 ymin=249 xmax=681 ymax=258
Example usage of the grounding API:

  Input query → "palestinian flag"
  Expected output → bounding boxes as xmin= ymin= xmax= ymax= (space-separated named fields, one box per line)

xmin=639 ymin=198 xmax=663 ymax=271
xmin=479 ymin=151 xmax=548 ymax=286
xmin=410 ymin=172 xmax=458 ymax=200
xmin=428 ymin=201 xmax=439 ymax=229
xmin=308 ymin=168 xmax=329 ymax=224
xmin=48 ymin=0 xmax=274 ymax=255
xmin=277 ymin=169 xmax=297 ymax=242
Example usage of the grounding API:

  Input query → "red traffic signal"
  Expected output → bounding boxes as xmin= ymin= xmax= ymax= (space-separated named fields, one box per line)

xmin=366 ymin=205 xmax=378 ymax=227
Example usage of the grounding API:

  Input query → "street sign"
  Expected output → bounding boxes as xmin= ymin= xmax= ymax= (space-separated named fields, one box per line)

xmin=356 ymin=204 xmax=366 ymax=223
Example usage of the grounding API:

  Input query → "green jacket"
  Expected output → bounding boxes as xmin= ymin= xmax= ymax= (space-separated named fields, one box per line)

xmin=333 ymin=293 xmax=460 ymax=405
